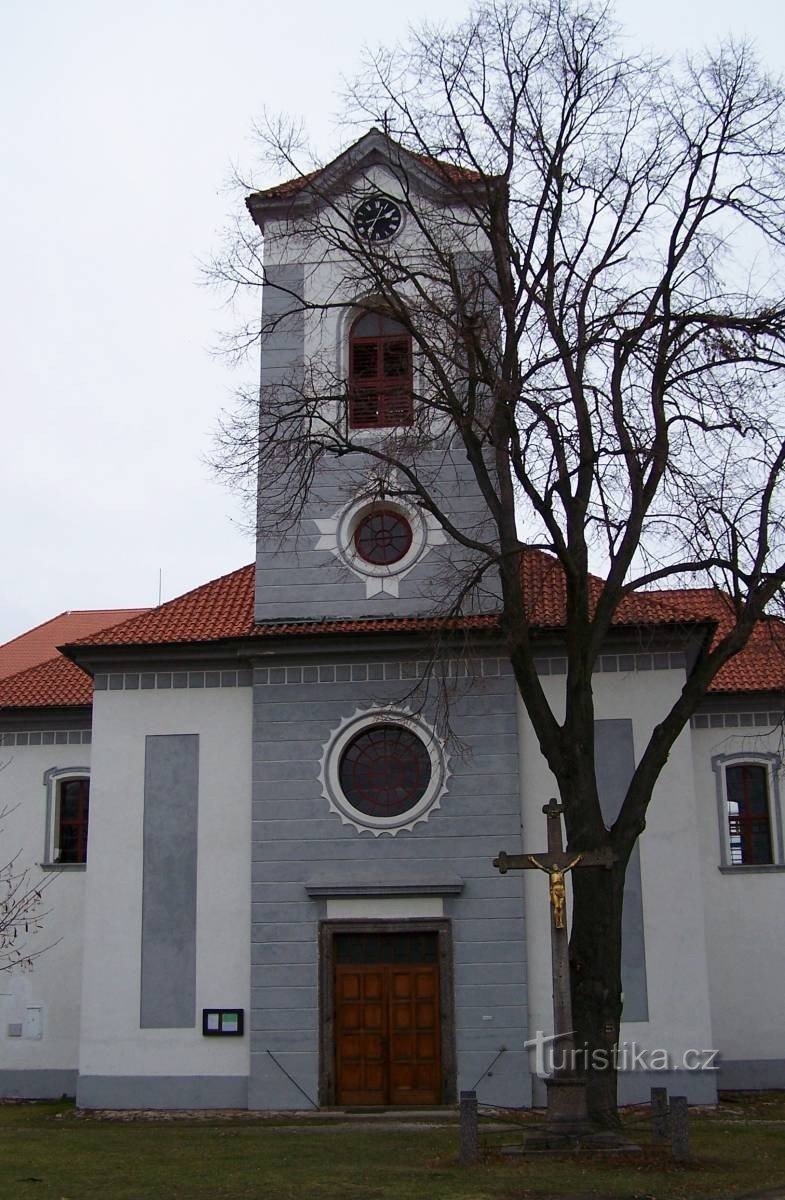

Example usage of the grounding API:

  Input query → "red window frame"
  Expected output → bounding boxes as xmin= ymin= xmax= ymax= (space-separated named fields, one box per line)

xmin=348 ymin=313 xmax=413 ymax=429
xmin=726 ymin=763 xmax=773 ymax=865
xmin=56 ymin=777 xmax=90 ymax=865
xmin=353 ymin=509 xmax=414 ymax=566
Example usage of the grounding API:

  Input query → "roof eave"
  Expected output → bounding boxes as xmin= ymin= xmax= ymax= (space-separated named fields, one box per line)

xmin=0 ymin=702 xmax=92 ymax=723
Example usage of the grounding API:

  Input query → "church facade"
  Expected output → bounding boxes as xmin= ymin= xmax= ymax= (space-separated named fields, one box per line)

xmin=2 ymin=131 xmax=784 ymax=1110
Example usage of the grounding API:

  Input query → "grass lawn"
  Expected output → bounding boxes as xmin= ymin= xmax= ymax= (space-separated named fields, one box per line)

xmin=1 ymin=1093 xmax=784 ymax=1200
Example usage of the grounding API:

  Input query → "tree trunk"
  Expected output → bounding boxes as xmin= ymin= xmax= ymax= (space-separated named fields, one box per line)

xmin=569 ymin=858 xmax=627 ymax=1128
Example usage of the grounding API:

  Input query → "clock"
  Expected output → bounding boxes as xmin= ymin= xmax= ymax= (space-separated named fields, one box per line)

xmin=352 ymin=195 xmax=403 ymax=243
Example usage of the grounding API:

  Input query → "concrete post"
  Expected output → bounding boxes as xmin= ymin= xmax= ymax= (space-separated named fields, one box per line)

xmin=670 ymin=1095 xmax=691 ymax=1162
xmin=651 ymin=1086 xmax=669 ymax=1141
xmin=459 ymin=1089 xmax=479 ymax=1164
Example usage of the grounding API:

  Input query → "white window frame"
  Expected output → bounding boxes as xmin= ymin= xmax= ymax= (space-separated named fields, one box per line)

xmin=712 ymin=752 xmax=784 ymax=870
xmin=41 ymin=766 xmax=90 ymax=869
xmin=313 ymin=486 xmax=447 ymax=600
xmin=319 ymin=707 xmax=450 ymax=837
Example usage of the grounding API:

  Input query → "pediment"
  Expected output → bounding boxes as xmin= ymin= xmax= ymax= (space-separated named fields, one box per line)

xmin=246 ymin=127 xmax=485 ymax=229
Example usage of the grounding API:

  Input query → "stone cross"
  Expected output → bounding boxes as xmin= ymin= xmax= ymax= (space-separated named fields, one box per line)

xmin=495 ymin=798 xmax=614 ymax=928
xmin=494 ymin=799 xmax=614 ymax=1138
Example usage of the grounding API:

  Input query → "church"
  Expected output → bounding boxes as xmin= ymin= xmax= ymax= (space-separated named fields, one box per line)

xmin=1 ymin=130 xmax=784 ymax=1111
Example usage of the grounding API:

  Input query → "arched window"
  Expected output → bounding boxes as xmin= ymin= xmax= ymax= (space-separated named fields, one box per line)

xmin=348 ymin=312 xmax=413 ymax=429
xmin=43 ymin=767 xmax=90 ymax=867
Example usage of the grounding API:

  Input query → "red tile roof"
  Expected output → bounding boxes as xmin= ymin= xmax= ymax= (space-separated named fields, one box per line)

xmin=251 ymin=167 xmax=321 ymax=202
xmin=0 ymin=609 xmax=148 ymax=680
xmin=0 ymin=654 xmax=93 ymax=709
xmin=249 ymin=133 xmax=484 ymax=203
xmin=70 ymin=553 xmax=715 ymax=653
xmin=1 ymin=554 xmax=783 ymax=709
xmin=518 ymin=549 xmax=715 ymax=629
xmin=73 ymin=564 xmax=257 ymax=647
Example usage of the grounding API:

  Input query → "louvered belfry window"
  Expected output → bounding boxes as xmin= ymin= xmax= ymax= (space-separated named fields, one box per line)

xmin=349 ymin=312 xmax=413 ymax=429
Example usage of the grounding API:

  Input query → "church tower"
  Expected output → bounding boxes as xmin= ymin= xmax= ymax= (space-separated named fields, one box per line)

xmin=245 ymin=128 xmax=501 ymax=623
xmin=243 ymin=131 xmax=530 ymax=1110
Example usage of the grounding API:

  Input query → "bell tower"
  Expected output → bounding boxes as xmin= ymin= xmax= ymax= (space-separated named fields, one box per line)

xmin=246 ymin=129 xmax=501 ymax=624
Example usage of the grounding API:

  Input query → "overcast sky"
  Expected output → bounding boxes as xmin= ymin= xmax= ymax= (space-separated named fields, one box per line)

xmin=2 ymin=0 xmax=784 ymax=645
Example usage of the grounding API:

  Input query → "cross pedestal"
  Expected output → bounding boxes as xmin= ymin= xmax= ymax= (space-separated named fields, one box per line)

xmin=494 ymin=799 xmax=618 ymax=1149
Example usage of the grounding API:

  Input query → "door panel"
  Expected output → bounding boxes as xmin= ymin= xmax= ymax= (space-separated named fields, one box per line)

xmin=388 ymin=966 xmax=440 ymax=1105
xmin=335 ymin=966 xmax=388 ymax=1105
xmin=335 ymin=951 xmax=441 ymax=1106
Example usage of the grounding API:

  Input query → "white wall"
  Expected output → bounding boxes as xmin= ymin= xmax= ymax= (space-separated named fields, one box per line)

xmin=77 ymin=685 xmax=252 ymax=1080
xmin=0 ymin=741 xmax=89 ymax=1077
xmin=267 ymin=158 xmax=489 ymax=416
xmin=518 ymin=664 xmax=716 ymax=1101
xmin=692 ymin=721 xmax=785 ymax=1066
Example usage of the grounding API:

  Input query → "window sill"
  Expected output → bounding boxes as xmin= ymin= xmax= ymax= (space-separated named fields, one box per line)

xmin=718 ymin=864 xmax=785 ymax=874
xmin=39 ymin=862 xmax=86 ymax=872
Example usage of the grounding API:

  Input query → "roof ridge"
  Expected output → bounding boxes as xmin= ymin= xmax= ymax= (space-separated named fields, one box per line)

xmin=0 ymin=606 xmax=151 ymax=651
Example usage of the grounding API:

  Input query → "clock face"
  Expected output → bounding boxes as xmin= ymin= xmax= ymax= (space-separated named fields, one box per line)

xmin=352 ymin=195 xmax=403 ymax=243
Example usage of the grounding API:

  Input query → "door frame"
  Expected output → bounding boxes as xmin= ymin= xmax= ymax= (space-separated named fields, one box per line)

xmin=318 ymin=918 xmax=457 ymax=1107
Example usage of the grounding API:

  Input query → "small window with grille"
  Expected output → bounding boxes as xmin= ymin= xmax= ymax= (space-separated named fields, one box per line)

xmin=349 ymin=312 xmax=413 ymax=429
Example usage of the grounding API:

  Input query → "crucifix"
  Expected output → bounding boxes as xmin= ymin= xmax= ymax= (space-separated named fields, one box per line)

xmin=494 ymin=798 xmax=615 ymax=1138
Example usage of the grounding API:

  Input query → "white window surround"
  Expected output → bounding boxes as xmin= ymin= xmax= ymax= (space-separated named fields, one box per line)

xmin=711 ymin=751 xmax=785 ymax=871
xmin=318 ymin=707 xmax=450 ymax=837
xmin=314 ymin=490 xmax=446 ymax=598
xmin=41 ymin=765 xmax=90 ymax=870
xmin=330 ymin=299 xmax=452 ymax=444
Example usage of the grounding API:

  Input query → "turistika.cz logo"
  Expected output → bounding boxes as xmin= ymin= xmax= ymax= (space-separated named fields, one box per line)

xmin=523 ymin=1031 xmax=720 ymax=1077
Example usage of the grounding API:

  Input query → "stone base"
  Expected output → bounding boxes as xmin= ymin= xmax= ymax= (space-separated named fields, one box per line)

xmin=519 ymin=1076 xmax=639 ymax=1153
xmin=523 ymin=1129 xmax=640 ymax=1153
xmin=543 ymin=1073 xmax=591 ymax=1133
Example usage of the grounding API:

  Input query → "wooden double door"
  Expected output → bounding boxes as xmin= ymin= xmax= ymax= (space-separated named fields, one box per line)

xmin=334 ymin=932 xmax=442 ymax=1106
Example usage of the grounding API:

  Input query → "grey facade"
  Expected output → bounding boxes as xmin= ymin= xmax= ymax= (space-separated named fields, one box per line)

xmin=140 ymin=734 xmax=200 ymax=1029
xmin=248 ymin=650 xmax=530 ymax=1110
xmin=254 ymin=264 xmax=500 ymax=625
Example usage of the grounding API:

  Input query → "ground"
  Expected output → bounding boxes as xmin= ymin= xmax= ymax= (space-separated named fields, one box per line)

xmin=2 ymin=1093 xmax=784 ymax=1200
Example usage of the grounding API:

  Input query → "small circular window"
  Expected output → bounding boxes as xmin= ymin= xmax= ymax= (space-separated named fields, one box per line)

xmin=338 ymin=724 xmax=432 ymax=818
xmin=353 ymin=509 xmax=413 ymax=566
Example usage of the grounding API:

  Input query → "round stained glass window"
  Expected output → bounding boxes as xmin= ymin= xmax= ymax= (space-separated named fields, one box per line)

xmin=353 ymin=509 xmax=413 ymax=566
xmin=338 ymin=724 xmax=432 ymax=818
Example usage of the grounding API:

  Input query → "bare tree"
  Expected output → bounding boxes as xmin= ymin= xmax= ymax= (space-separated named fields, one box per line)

xmin=0 ymin=803 xmax=55 ymax=973
xmin=208 ymin=0 xmax=785 ymax=1124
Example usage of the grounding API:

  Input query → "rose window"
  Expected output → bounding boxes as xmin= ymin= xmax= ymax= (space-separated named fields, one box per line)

xmin=338 ymin=724 xmax=432 ymax=818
